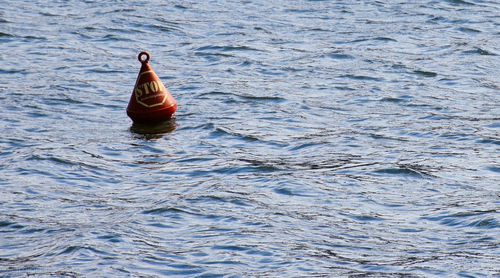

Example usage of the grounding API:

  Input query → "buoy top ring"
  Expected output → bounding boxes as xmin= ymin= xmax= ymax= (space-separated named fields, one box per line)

xmin=138 ymin=51 xmax=150 ymax=63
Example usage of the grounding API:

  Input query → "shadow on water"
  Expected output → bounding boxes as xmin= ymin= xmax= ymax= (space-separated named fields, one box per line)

xmin=129 ymin=118 xmax=177 ymax=139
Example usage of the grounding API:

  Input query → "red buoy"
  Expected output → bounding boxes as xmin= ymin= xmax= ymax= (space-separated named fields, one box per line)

xmin=126 ymin=51 xmax=177 ymax=123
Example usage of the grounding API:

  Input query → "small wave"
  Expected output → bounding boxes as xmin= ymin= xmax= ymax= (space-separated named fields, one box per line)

xmin=211 ymin=127 xmax=259 ymax=142
xmin=446 ymin=0 xmax=475 ymax=5
xmin=477 ymin=138 xmax=500 ymax=145
xmin=239 ymin=155 xmax=372 ymax=172
xmin=374 ymin=167 xmax=424 ymax=177
xmin=0 ymin=220 xmax=23 ymax=229
xmin=0 ymin=68 xmax=27 ymax=74
xmin=328 ymin=53 xmax=355 ymax=60
xmin=144 ymin=23 xmax=183 ymax=33
xmin=374 ymin=37 xmax=397 ymax=42
xmin=195 ymin=51 xmax=234 ymax=60
xmin=0 ymin=31 xmax=14 ymax=37
xmin=212 ymin=245 xmax=250 ymax=252
xmin=198 ymin=90 xmax=285 ymax=103
xmin=339 ymin=74 xmax=383 ymax=81
xmin=486 ymin=166 xmax=500 ymax=173
xmin=373 ymin=164 xmax=437 ymax=178
xmin=86 ymin=68 xmax=127 ymax=74
xmin=421 ymin=209 xmax=498 ymax=229
xmin=458 ymin=27 xmax=481 ymax=33
xmin=273 ymin=187 xmax=314 ymax=197
xmin=369 ymin=134 xmax=409 ymax=141
xmin=196 ymin=45 xmax=261 ymax=52
xmin=97 ymin=34 xmax=134 ymax=42
xmin=142 ymin=207 xmax=199 ymax=217
xmin=463 ymin=48 xmax=497 ymax=56
xmin=187 ymin=195 xmax=252 ymax=207
xmin=339 ymin=212 xmax=385 ymax=222
xmin=413 ymin=70 xmax=437 ymax=77
xmin=380 ymin=97 xmax=405 ymax=103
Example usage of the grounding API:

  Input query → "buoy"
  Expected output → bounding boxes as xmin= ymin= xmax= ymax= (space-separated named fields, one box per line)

xmin=126 ymin=51 xmax=177 ymax=123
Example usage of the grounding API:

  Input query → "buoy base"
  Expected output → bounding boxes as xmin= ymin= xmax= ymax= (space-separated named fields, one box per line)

xmin=127 ymin=103 xmax=177 ymax=124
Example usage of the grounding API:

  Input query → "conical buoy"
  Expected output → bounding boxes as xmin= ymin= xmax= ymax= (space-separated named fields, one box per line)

xmin=126 ymin=51 xmax=177 ymax=123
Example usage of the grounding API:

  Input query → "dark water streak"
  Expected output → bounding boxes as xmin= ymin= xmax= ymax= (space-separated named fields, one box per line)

xmin=1 ymin=0 xmax=499 ymax=277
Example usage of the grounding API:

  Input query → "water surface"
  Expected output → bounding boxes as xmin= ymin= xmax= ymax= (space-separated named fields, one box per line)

xmin=1 ymin=0 xmax=499 ymax=277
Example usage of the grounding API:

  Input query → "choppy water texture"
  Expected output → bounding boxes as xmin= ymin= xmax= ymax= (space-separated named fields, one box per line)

xmin=1 ymin=0 xmax=499 ymax=277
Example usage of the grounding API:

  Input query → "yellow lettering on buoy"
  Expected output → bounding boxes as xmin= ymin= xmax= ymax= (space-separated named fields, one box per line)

xmin=134 ymin=87 xmax=143 ymax=97
xmin=149 ymin=81 xmax=159 ymax=93
xmin=142 ymin=82 xmax=150 ymax=95
xmin=135 ymin=81 xmax=163 ymax=97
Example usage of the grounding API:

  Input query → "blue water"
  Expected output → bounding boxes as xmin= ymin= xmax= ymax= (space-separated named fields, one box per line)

xmin=1 ymin=0 xmax=499 ymax=277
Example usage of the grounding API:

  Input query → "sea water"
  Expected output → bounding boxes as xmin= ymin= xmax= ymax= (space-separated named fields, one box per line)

xmin=0 ymin=1 xmax=499 ymax=277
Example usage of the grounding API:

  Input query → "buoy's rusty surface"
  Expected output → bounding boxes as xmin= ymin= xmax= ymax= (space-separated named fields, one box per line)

xmin=126 ymin=51 xmax=177 ymax=123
